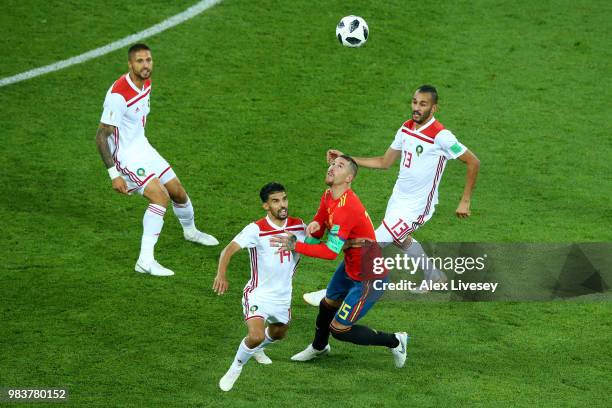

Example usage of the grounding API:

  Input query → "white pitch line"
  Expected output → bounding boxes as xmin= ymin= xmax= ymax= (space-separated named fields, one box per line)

xmin=0 ymin=0 xmax=222 ymax=88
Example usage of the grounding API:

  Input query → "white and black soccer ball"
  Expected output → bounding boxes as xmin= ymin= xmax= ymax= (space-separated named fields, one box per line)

xmin=336 ymin=15 xmax=369 ymax=48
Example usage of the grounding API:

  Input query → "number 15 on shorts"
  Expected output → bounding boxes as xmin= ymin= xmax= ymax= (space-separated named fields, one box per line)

xmin=337 ymin=303 xmax=352 ymax=320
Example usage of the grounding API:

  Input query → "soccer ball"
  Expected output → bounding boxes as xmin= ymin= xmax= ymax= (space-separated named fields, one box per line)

xmin=336 ymin=15 xmax=369 ymax=48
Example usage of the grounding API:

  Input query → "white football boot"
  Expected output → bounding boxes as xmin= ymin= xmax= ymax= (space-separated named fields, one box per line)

xmin=184 ymin=229 xmax=219 ymax=246
xmin=291 ymin=344 xmax=331 ymax=362
xmin=135 ymin=260 xmax=175 ymax=276
xmin=303 ymin=289 xmax=327 ymax=307
xmin=253 ymin=349 xmax=272 ymax=365
xmin=390 ymin=332 xmax=409 ymax=368
xmin=219 ymin=365 xmax=242 ymax=392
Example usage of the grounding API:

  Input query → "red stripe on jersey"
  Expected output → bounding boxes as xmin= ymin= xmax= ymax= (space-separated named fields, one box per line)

xmin=258 ymin=226 xmax=305 ymax=237
xmin=402 ymin=118 xmax=445 ymax=139
xmin=248 ymin=247 xmax=259 ymax=288
xmin=112 ymin=127 xmax=157 ymax=188
xmin=111 ymin=75 xmax=139 ymax=102
xmin=419 ymin=157 xmax=446 ymax=220
xmin=127 ymin=88 xmax=151 ymax=107
xmin=401 ymin=128 xmax=434 ymax=144
xmin=422 ymin=119 xmax=445 ymax=138
xmin=402 ymin=126 xmax=435 ymax=141
xmin=395 ymin=156 xmax=446 ymax=242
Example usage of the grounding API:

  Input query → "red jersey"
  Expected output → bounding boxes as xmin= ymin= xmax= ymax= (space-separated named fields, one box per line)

xmin=296 ymin=188 xmax=378 ymax=281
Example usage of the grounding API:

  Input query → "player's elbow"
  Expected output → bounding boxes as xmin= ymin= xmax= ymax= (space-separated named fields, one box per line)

xmin=470 ymin=156 xmax=480 ymax=170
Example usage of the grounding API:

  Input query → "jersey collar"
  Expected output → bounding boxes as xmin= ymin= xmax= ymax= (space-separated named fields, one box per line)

xmin=265 ymin=215 xmax=287 ymax=230
xmin=413 ymin=116 xmax=436 ymax=132
xmin=125 ymin=73 xmax=145 ymax=93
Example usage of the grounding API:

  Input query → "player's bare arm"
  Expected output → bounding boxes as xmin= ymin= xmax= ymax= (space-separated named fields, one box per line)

xmin=95 ymin=123 xmax=117 ymax=168
xmin=213 ymin=241 xmax=241 ymax=295
xmin=95 ymin=123 xmax=128 ymax=194
xmin=327 ymin=148 xmax=400 ymax=169
xmin=455 ymin=149 xmax=480 ymax=218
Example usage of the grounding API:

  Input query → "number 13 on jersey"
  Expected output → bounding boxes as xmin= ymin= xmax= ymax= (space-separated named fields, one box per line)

xmin=403 ymin=151 xmax=412 ymax=168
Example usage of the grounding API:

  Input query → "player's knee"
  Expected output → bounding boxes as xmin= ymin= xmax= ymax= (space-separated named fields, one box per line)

xmin=170 ymin=185 xmax=187 ymax=204
xmin=323 ymin=297 xmax=342 ymax=309
xmin=150 ymin=190 xmax=169 ymax=207
xmin=247 ymin=332 xmax=265 ymax=347
xmin=145 ymin=180 xmax=170 ymax=207
xmin=268 ymin=325 xmax=288 ymax=340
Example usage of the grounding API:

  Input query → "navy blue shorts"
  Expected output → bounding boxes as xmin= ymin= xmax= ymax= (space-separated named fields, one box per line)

xmin=326 ymin=261 xmax=388 ymax=325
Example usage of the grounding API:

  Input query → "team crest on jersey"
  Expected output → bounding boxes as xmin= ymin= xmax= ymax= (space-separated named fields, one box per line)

xmin=250 ymin=305 xmax=259 ymax=312
xmin=416 ymin=145 xmax=424 ymax=156
xmin=137 ymin=168 xmax=146 ymax=176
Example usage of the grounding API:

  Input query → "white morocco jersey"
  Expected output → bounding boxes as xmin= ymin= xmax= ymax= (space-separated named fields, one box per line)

xmin=389 ymin=116 xmax=467 ymax=216
xmin=100 ymin=73 xmax=152 ymax=162
xmin=233 ymin=216 xmax=306 ymax=305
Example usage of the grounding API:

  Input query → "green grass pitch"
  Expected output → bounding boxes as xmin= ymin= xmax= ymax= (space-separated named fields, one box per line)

xmin=0 ymin=0 xmax=610 ymax=406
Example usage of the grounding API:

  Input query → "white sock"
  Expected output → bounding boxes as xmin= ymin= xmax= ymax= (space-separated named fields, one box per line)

xmin=404 ymin=238 xmax=445 ymax=281
xmin=256 ymin=327 xmax=277 ymax=350
xmin=139 ymin=204 xmax=166 ymax=264
xmin=232 ymin=339 xmax=256 ymax=369
xmin=172 ymin=196 xmax=196 ymax=233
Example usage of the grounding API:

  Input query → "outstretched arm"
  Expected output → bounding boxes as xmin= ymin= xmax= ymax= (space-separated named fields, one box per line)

xmin=455 ymin=149 xmax=480 ymax=218
xmin=271 ymin=232 xmax=341 ymax=261
xmin=96 ymin=123 xmax=128 ymax=194
xmin=213 ymin=241 xmax=242 ymax=294
xmin=327 ymin=148 xmax=400 ymax=169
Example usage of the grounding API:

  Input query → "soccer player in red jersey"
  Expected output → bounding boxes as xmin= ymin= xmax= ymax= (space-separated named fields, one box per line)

xmin=271 ymin=155 xmax=408 ymax=367
xmin=304 ymin=85 xmax=480 ymax=301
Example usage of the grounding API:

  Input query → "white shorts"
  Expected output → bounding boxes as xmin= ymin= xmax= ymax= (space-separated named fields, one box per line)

xmin=112 ymin=143 xmax=177 ymax=195
xmin=375 ymin=194 xmax=436 ymax=245
xmin=242 ymin=291 xmax=291 ymax=325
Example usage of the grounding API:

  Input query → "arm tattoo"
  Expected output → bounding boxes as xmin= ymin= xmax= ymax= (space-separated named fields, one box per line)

xmin=95 ymin=123 xmax=116 ymax=169
xmin=288 ymin=234 xmax=297 ymax=251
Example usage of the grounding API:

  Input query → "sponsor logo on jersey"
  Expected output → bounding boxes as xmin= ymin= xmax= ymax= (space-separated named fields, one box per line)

xmin=416 ymin=145 xmax=424 ymax=156
xmin=137 ymin=168 xmax=146 ymax=176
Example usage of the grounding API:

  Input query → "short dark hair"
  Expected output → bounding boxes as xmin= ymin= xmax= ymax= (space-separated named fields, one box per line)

xmin=416 ymin=84 xmax=438 ymax=104
xmin=339 ymin=155 xmax=358 ymax=179
xmin=128 ymin=43 xmax=151 ymax=60
xmin=260 ymin=182 xmax=286 ymax=202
